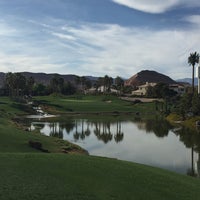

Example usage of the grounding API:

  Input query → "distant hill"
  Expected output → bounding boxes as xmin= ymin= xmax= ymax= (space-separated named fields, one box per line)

xmin=21 ymin=72 xmax=78 ymax=85
xmin=176 ymin=78 xmax=197 ymax=86
xmin=125 ymin=70 xmax=176 ymax=87
xmin=0 ymin=72 xmax=84 ymax=87
xmin=0 ymin=72 xmax=100 ymax=88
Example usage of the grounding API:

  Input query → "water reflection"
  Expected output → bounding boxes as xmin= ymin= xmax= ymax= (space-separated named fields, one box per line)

xmin=28 ymin=116 xmax=200 ymax=177
xmin=134 ymin=117 xmax=173 ymax=138
xmin=173 ymin=126 xmax=200 ymax=177
xmin=31 ymin=118 xmax=126 ymax=144
xmin=73 ymin=119 xmax=91 ymax=141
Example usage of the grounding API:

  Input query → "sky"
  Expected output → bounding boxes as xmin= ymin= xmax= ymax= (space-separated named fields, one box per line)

xmin=0 ymin=0 xmax=200 ymax=79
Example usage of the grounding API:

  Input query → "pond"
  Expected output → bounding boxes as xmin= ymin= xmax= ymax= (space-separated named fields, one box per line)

xmin=27 ymin=115 xmax=200 ymax=177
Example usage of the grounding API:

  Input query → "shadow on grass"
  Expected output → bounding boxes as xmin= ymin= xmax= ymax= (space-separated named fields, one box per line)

xmin=0 ymin=102 xmax=7 ymax=105
xmin=48 ymin=103 xmax=74 ymax=112
xmin=11 ymin=103 xmax=33 ymax=113
xmin=34 ymin=100 xmax=50 ymax=105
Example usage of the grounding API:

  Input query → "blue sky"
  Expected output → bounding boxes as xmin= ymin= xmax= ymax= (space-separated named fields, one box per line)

xmin=0 ymin=0 xmax=200 ymax=79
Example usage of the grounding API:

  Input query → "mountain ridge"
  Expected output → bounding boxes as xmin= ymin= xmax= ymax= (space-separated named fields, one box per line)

xmin=0 ymin=70 xmax=194 ymax=88
xmin=176 ymin=78 xmax=197 ymax=85
xmin=125 ymin=70 xmax=176 ymax=87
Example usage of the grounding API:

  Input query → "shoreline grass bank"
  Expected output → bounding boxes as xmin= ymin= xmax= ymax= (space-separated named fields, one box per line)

xmin=0 ymin=97 xmax=87 ymax=154
xmin=1 ymin=153 xmax=200 ymax=200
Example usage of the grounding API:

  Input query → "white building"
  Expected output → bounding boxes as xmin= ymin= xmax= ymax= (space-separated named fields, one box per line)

xmin=132 ymin=82 xmax=157 ymax=96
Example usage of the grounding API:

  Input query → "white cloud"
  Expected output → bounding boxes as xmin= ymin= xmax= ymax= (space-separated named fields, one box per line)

xmin=112 ymin=0 xmax=200 ymax=14
xmin=0 ymin=18 xmax=199 ymax=79
xmin=56 ymin=23 xmax=199 ymax=79
xmin=51 ymin=32 xmax=76 ymax=41
xmin=0 ymin=53 xmax=63 ymax=73
xmin=184 ymin=15 xmax=200 ymax=27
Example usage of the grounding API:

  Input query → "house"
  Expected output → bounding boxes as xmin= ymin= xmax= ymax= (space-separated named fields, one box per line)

xmin=132 ymin=82 xmax=157 ymax=96
xmin=85 ymin=86 xmax=120 ymax=94
xmin=169 ymin=84 xmax=186 ymax=95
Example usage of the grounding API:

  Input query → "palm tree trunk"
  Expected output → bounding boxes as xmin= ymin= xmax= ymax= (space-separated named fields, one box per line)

xmin=192 ymin=65 xmax=195 ymax=94
xmin=191 ymin=147 xmax=194 ymax=175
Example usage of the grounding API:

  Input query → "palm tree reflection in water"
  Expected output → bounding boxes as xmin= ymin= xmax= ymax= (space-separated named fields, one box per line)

xmin=29 ymin=117 xmax=200 ymax=177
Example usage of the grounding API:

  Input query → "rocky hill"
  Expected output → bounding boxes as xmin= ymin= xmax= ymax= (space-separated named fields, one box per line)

xmin=125 ymin=70 xmax=176 ymax=87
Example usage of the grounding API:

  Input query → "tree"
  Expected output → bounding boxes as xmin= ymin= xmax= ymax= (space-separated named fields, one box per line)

xmin=188 ymin=52 xmax=199 ymax=94
xmin=115 ymin=76 xmax=124 ymax=94
xmin=63 ymin=81 xmax=76 ymax=95
xmin=75 ymin=76 xmax=91 ymax=93
xmin=192 ymin=93 xmax=200 ymax=115
xmin=15 ymin=73 xmax=26 ymax=96
xmin=103 ymin=75 xmax=113 ymax=93
xmin=50 ymin=74 xmax=64 ymax=94
xmin=5 ymin=72 xmax=15 ymax=97
xmin=96 ymin=77 xmax=104 ymax=92
xmin=147 ymin=83 xmax=176 ymax=98
xmin=177 ymin=93 xmax=192 ymax=119
xmin=5 ymin=72 xmax=26 ymax=97
xmin=33 ymin=83 xmax=48 ymax=96
xmin=27 ymin=76 xmax=35 ymax=96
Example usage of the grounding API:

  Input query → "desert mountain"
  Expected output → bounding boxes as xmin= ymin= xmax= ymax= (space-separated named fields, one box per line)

xmin=125 ymin=70 xmax=176 ymax=87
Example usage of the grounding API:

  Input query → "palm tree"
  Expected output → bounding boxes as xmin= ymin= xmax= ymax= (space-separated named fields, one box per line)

xmin=27 ymin=76 xmax=35 ymax=96
xmin=5 ymin=72 xmax=15 ymax=97
xmin=5 ymin=72 xmax=26 ymax=97
xmin=188 ymin=52 xmax=200 ymax=94
xmin=50 ymin=75 xmax=64 ymax=94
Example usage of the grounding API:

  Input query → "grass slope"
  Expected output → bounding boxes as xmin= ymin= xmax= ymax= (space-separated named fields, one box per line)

xmin=0 ymin=97 xmax=86 ymax=154
xmin=1 ymin=153 xmax=200 ymax=200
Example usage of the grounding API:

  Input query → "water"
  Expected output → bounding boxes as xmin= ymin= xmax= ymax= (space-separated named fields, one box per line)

xmin=27 ymin=115 xmax=200 ymax=176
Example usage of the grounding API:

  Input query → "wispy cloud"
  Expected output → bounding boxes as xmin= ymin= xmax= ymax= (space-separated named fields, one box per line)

xmin=0 ymin=52 xmax=64 ymax=73
xmin=112 ymin=0 xmax=200 ymax=14
xmin=184 ymin=15 xmax=200 ymax=27
xmin=49 ymin=22 xmax=200 ymax=79
xmin=0 ymin=0 xmax=199 ymax=79
xmin=51 ymin=32 xmax=76 ymax=41
xmin=1 ymin=17 xmax=199 ymax=79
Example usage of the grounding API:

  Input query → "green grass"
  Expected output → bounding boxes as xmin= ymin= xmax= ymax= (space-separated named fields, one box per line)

xmin=0 ymin=97 xmax=86 ymax=154
xmin=1 ymin=153 xmax=200 ymax=200
xmin=34 ymin=95 xmax=157 ymax=115
xmin=1 ymin=96 xmax=200 ymax=200
xmin=0 ymin=117 xmax=85 ymax=153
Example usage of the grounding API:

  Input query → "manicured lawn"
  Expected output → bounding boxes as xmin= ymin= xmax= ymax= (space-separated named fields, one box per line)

xmin=33 ymin=95 xmax=157 ymax=114
xmin=1 ymin=153 xmax=200 ymax=200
